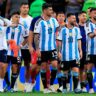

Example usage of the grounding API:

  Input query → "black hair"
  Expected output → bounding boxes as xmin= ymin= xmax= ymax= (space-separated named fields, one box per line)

xmin=10 ymin=11 xmax=20 ymax=17
xmin=90 ymin=8 xmax=96 ymax=12
xmin=56 ymin=11 xmax=65 ymax=16
xmin=78 ymin=11 xmax=86 ymax=16
xmin=42 ymin=3 xmax=52 ymax=10
xmin=20 ymin=2 xmax=29 ymax=7
xmin=88 ymin=7 xmax=93 ymax=10
xmin=67 ymin=13 xmax=75 ymax=18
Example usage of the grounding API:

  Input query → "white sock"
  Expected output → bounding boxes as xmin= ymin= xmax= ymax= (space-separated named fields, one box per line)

xmin=25 ymin=82 xmax=30 ymax=89
xmin=77 ymin=81 xmax=81 ymax=89
xmin=0 ymin=78 xmax=4 ymax=89
xmin=59 ymin=86 xmax=63 ymax=91
xmin=14 ymin=81 xmax=18 ymax=90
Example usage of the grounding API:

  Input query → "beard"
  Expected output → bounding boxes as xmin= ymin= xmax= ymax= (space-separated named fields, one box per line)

xmin=93 ymin=16 xmax=96 ymax=21
xmin=70 ymin=22 xmax=75 ymax=26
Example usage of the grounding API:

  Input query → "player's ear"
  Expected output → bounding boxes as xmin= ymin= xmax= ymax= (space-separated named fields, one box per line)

xmin=78 ymin=14 xmax=80 ymax=19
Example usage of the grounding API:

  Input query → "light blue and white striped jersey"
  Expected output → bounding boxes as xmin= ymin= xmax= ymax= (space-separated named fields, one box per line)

xmin=86 ymin=21 xmax=96 ymax=55
xmin=34 ymin=17 xmax=59 ymax=51
xmin=0 ymin=26 xmax=7 ymax=50
xmin=0 ymin=19 xmax=11 ymax=50
xmin=20 ymin=15 xmax=33 ymax=49
xmin=57 ymin=27 xmax=82 ymax=61
xmin=6 ymin=24 xmax=28 ymax=56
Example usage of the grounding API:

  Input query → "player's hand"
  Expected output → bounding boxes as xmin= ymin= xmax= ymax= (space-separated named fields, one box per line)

xmin=29 ymin=46 xmax=34 ymax=54
xmin=79 ymin=51 xmax=83 ymax=59
xmin=36 ymin=49 xmax=41 ymax=57
xmin=58 ymin=52 xmax=62 ymax=60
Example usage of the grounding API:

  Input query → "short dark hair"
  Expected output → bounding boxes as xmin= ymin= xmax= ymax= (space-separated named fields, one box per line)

xmin=67 ymin=13 xmax=75 ymax=18
xmin=56 ymin=11 xmax=65 ymax=16
xmin=10 ymin=11 xmax=20 ymax=17
xmin=20 ymin=2 xmax=29 ymax=7
xmin=88 ymin=7 xmax=93 ymax=10
xmin=90 ymin=8 xmax=96 ymax=12
xmin=42 ymin=3 xmax=52 ymax=10
xmin=78 ymin=11 xmax=86 ymax=16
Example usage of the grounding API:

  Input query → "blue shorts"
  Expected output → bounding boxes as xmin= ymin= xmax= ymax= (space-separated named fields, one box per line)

xmin=0 ymin=50 xmax=7 ymax=63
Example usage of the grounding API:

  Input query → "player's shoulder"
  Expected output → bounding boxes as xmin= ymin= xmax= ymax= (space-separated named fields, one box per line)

xmin=4 ymin=18 xmax=12 ymax=26
xmin=33 ymin=16 xmax=41 ymax=19
xmin=27 ymin=15 xmax=33 ymax=20
xmin=50 ymin=17 xmax=57 ymax=21
xmin=85 ymin=19 xmax=91 ymax=27
xmin=74 ymin=26 xmax=80 ymax=30
xmin=0 ymin=19 xmax=4 ymax=26
xmin=18 ymin=24 xmax=25 ymax=30
xmin=60 ymin=26 xmax=67 ymax=32
xmin=18 ymin=23 xmax=24 ymax=27
xmin=35 ymin=16 xmax=43 ymax=26
xmin=58 ymin=25 xmax=65 ymax=31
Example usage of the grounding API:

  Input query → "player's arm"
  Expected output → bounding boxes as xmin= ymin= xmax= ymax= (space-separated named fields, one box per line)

xmin=86 ymin=23 xmax=96 ymax=38
xmin=34 ymin=22 xmax=41 ymax=57
xmin=56 ymin=28 xmax=62 ymax=53
xmin=88 ymin=30 xmax=96 ymax=38
xmin=57 ymin=40 xmax=62 ymax=60
xmin=28 ymin=20 xmax=35 ymax=54
xmin=78 ymin=39 xmax=83 ymax=59
xmin=34 ymin=33 xmax=39 ymax=50
xmin=55 ymin=18 xmax=60 ymax=30
xmin=56 ymin=30 xmax=63 ymax=60
xmin=22 ymin=37 xmax=28 ymax=47
xmin=77 ymin=28 xmax=83 ymax=59
xmin=28 ymin=30 xmax=34 ymax=54
xmin=20 ymin=28 xmax=29 ymax=48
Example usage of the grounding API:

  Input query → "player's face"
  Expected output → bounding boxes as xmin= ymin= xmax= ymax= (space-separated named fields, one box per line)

xmin=57 ymin=14 xmax=65 ymax=23
xmin=45 ymin=7 xmax=53 ymax=17
xmin=91 ymin=10 xmax=96 ymax=20
xmin=69 ymin=15 xmax=76 ymax=26
xmin=12 ymin=14 xmax=20 ymax=24
xmin=20 ymin=5 xmax=29 ymax=15
xmin=79 ymin=13 xmax=87 ymax=23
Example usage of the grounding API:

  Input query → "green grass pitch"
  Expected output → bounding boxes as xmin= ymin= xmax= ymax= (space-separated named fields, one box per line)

xmin=0 ymin=92 xmax=96 ymax=96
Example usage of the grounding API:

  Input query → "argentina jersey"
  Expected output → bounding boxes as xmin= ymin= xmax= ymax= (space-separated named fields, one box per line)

xmin=0 ymin=26 xmax=7 ymax=50
xmin=86 ymin=22 xmax=96 ymax=55
xmin=57 ymin=27 xmax=82 ymax=61
xmin=6 ymin=24 xmax=28 ymax=56
xmin=19 ymin=15 xmax=32 ymax=49
xmin=34 ymin=17 xmax=59 ymax=51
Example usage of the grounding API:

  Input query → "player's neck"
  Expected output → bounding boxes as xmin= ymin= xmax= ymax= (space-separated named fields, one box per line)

xmin=11 ymin=21 xmax=19 ymax=26
xmin=42 ymin=14 xmax=51 ymax=21
xmin=59 ymin=22 xmax=65 ymax=26
xmin=91 ymin=19 xmax=96 ymax=24
xmin=20 ymin=13 xmax=28 ymax=18
xmin=79 ymin=21 xmax=85 ymax=26
xmin=67 ymin=23 xmax=74 ymax=29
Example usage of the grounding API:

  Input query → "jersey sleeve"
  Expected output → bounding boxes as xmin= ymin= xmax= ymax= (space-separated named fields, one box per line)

xmin=53 ymin=18 xmax=59 ymax=28
xmin=57 ymin=29 xmax=63 ymax=41
xmin=4 ymin=18 xmax=12 ymax=26
xmin=77 ymin=28 xmax=82 ymax=40
xmin=85 ymin=22 xmax=92 ymax=35
xmin=34 ymin=21 xmax=41 ymax=34
xmin=29 ymin=18 xmax=35 ymax=32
